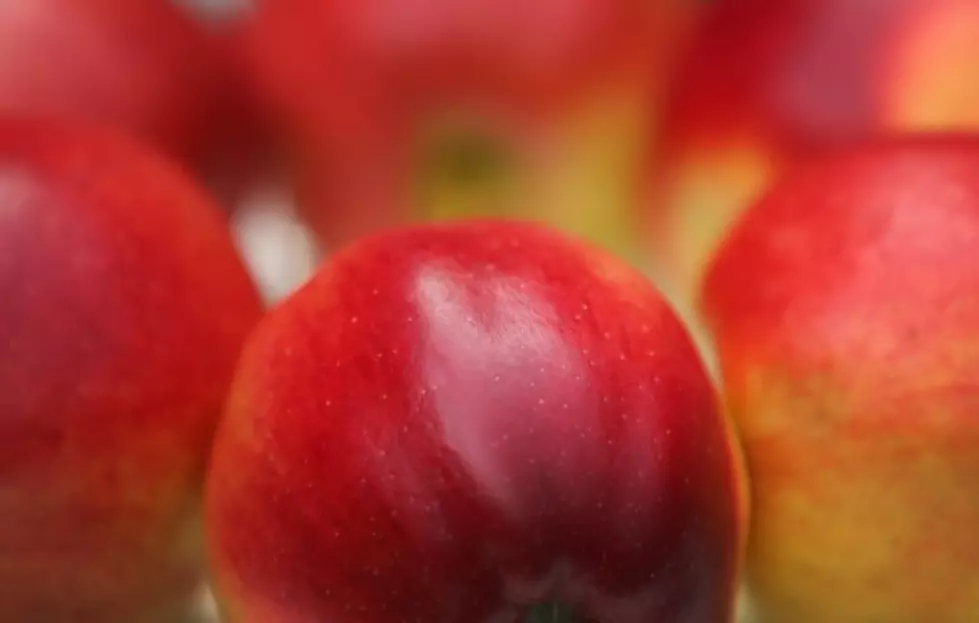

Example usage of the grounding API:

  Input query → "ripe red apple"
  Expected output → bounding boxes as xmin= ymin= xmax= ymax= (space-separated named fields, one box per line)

xmin=0 ymin=118 xmax=263 ymax=622
xmin=701 ymin=136 xmax=979 ymax=622
xmin=646 ymin=0 xmax=979 ymax=309
xmin=0 ymin=0 xmax=261 ymax=204
xmin=243 ymin=0 xmax=699 ymax=257
xmin=206 ymin=220 xmax=748 ymax=623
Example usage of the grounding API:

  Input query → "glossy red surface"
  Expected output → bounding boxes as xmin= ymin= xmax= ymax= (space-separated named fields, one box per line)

xmin=207 ymin=220 xmax=747 ymax=623
xmin=0 ymin=119 xmax=263 ymax=622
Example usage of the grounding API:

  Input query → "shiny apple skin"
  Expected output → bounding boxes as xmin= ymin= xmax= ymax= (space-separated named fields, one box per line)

xmin=206 ymin=220 xmax=748 ymax=623
xmin=0 ymin=119 xmax=263 ymax=622
xmin=702 ymin=136 xmax=979 ymax=622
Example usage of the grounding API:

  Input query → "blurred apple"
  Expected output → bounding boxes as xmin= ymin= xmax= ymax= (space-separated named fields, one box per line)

xmin=242 ymin=0 xmax=699 ymax=258
xmin=206 ymin=220 xmax=748 ymax=623
xmin=0 ymin=118 xmax=263 ymax=622
xmin=702 ymin=136 xmax=979 ymax=623
xmin=0 ymin=0 xmax=263 ymax=204
xmin=646 ymin=0 xmax=979 ymax=308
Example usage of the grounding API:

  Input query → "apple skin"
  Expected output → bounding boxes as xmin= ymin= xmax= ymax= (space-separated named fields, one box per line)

xmin=242 ymin=0 xmax=699 ymax=256
xmin=701 ymin=136 xmax=979 ymax=622
xmin=0 ymin=0 xmax=260 ymax=204
xmin=205 ymin=220 xmax=748 ymax=623
xmin=0 ymin=119 xmax=264 ymax=622
xmin=646 ymin=0 xmax=979 ymax=309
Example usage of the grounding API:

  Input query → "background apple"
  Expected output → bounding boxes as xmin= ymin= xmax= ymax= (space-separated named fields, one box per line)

xmin=240 ymin=0 xmax=700 ymax=259
xmin=702 ymin=136 xmax=979 ymax=622
xmin=0 ymin=0 xmax=263 ymax=204
xmin=206 ymin=220 xmax=748 ymax=623
xmin=0 ymin=118 xmax=263 ymax=622
xmin=645 ymin=0 xmax=979 ymax=310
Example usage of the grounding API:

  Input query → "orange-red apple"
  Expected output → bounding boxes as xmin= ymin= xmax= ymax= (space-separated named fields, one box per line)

xmin=242 ymin=0 xmax=700 ymax=258
xmin=701 ymin=136 xmax=979 ymax=622
xmin=647 ymin=0 xmax=979 ymax=308
xmin=0 ymin=0 xmax=260 ymax=203
xmin=0 ymin=119 xmax=263 ymax=622
xmin=206 ymin=220 xmax=748 ymax=623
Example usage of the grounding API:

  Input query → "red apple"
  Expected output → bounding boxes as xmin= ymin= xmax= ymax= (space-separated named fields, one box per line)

xmin=206 ymin=220 xmax=748 ymax=623
xmin=243 ymin=0 xmax=699 ymax=257
xmin=0 ymin=118 xmax=263 ymax=622
xmin=701 ymin=136 xmax=979 ymax=622
xmin=0 ymin=0 xmax=261 ymax=204
xmin=646 ymin=0 xmax=979 ymax=309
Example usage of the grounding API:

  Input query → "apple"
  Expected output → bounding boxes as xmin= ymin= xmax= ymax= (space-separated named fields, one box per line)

xmin=701 ymin=135 xmax=979 ymax=622
xmin=646 ymin=0 xmax=979 ymax=309
xmin=242 ymin=0 xmax=700 ymax=258
xmin=0 ymin=118 xmax=263 ymax=622
xmin=0 ymin=0 xmax=261 ymax=204
xmin=205 ymin=220 xmax=748 ymax=623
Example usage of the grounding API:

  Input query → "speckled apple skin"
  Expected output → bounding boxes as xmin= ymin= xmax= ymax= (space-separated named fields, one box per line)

xmin=241 ymin=0 xmax=699 ymax=254
xmin=647 ymin=0 xmax=979 ymax=308
xmin=702 ymin=136 xmax=979 ymax=622
xmin=206 ymin=220 xmax=748 ymax=623
xmin=0 ymin=119 xmax=263 ymax=622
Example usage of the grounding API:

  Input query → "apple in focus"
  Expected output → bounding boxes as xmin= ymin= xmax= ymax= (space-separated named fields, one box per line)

xmin=206 ymin=220 xmax=748 ymax=622
xmin=0 ymin=119 xmax=263 ymax=622
xmin=702 ymin=136 xmax=979 ymax=622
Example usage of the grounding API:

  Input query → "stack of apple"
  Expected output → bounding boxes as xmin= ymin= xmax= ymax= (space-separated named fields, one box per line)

xmin=6 ymin=0 xmax=979 ymax=622
xmin=2 ymin=2 xmax=744 ymax=622
xmin=646 ymin=0 xmax=979 ymax=621
xmin=2 ymin=124 xmax=750 ymax=623
xmin=0 ymin=1 xmax=266 ymax=621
